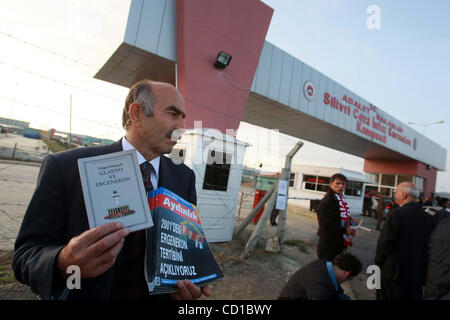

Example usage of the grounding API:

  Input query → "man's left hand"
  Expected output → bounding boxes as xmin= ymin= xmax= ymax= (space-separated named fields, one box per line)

xmin=170 ymin=279 xmax=212 ymax=300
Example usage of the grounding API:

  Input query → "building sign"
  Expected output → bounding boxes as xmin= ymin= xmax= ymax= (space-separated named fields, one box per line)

xmin=303 ymin=81 xmax=316 ymax=101
xmin=275 ymin=180 xmax=288 ymax=210
xmin=323 ymin=92 xmax=413 ymax=148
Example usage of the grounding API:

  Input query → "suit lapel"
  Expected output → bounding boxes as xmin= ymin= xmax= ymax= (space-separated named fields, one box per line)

xmin=158 ymin=156 xmax=173 ymax=189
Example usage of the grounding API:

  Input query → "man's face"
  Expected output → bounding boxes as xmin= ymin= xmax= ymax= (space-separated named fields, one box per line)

xmin=330 ymin=178 xmax=346 ymax=195
xmin=394 ymin=182 xmax=410 ymax=206
xmin=138 ymin=84 xmax=185 ymax=156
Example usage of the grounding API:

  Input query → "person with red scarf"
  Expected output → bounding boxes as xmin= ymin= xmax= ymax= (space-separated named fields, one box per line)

xmin=316 ymin=173 xmax=356 ymax=260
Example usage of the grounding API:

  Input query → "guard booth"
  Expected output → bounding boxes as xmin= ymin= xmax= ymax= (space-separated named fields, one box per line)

xmin=251 ymin=174 xmax=279 ymax=223
xmin=169 ymin=128 xmax=248 ymax=242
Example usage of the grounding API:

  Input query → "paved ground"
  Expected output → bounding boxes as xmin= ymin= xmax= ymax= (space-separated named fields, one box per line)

xmin=0 ymin=160 xmax=40 ymax=249
xmin=205 ymin=203 xmax=379 ymax=300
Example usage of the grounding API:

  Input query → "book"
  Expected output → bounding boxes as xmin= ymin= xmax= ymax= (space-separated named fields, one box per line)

xmin=146 ymin=187 xmax=224 ymax=294
xmin=78 ymin=150 xmax=153 ymax=232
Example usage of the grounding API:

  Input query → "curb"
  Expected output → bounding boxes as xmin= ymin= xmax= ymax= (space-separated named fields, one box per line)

xmin=0 ymin=159 xmax=42 ymax=167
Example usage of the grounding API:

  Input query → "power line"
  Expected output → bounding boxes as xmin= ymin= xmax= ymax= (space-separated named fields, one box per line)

xmin=0 ymin=95 xmax=122 ymax=129
xmin=0 ymin=60 xmax=122 ymax=103
xmin=0 ymin=30 xmax=99 ymax=70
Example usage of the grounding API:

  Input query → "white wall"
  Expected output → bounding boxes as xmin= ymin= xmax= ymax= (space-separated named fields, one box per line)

xmin=173 ymin=129 xmax=247 ymax=242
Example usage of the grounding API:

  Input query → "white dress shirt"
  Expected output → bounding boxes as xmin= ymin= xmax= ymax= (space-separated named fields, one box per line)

xmin=122 ymin=137 xmax=160 ymax=190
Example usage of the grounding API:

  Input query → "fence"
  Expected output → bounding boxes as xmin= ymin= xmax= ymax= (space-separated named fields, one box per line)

xmin=0 ymin=133 xmax=48 ymax=162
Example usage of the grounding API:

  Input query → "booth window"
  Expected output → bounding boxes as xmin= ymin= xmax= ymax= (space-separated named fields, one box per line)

xmin=365 ymin=185 xmax=378 ymax=195
xmin=345 ymin=181 xmax=363 ymax=197
xmin=302 ymin=175 xmax=330 ymax=192
xmin=203 ymin=150 xmax=231 ymax=191
xmin=316 ymin=176 xmax=330 ymax=192
xmin=381 ymin=174 xmax=396 ymax=187
xmin=365 ymin=173 xmax=379 ymax=184
xmin=413 ymin=176 xmax=424 ymax=192
xmin=397 ymin=175 xmax=413 ymax=184
xmin=289 ymin=173 xmax=296 ymax=187
xmin=303 ymin=175 xmax=317 ymax=190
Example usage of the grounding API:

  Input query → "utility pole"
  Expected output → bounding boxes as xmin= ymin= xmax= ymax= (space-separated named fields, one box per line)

xmin=240 ymin=180 xmax=279 ymax=260
xmin=277 ymin=141 xmax=303 ymax=252
xmin=238 ymin=140 xmax=303 ymax=260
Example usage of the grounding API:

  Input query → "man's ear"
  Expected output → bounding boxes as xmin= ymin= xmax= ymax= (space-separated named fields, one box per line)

xmin=344 ymin=271 xmax=352 ymax=280
xmin=128 ymin=102 xmax=143 ymax=125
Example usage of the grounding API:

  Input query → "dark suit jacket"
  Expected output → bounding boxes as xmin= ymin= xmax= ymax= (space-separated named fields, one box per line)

xmin=424 ymin=216 xmax=450 ymax=300
xmin=316 ymin=190 xmax=346 ymax=256
xmin=278 ymin=259 xmax=345 ymax=300
xmin=12 ymin=139 xmax=197 ymax=300
xmin=375 ymin=201 xmax=434 ymax=286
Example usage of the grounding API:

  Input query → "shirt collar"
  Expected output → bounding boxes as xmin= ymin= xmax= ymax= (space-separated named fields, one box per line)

xmin=326 ymin=261 xmax=339 ymax=292
xmin=122 ymin=137 xmax=160 ymax=177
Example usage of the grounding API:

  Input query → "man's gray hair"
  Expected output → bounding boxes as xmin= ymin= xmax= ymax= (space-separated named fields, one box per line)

xmin=401 ymin=186 xmax=420 ymax=198
xmin=122 ymin=80 xmax=155 ymax=129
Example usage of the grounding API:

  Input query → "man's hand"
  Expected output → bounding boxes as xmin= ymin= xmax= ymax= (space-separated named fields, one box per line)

xmin=170 ymin=280 xmax=212 ymax=300
xmin=346 ymin=227 xmax=356 ymax=237
xmin=56 ymin=222 xmax=130 ymax=279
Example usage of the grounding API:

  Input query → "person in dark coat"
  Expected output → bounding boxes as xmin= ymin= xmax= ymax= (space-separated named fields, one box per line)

xmin=270 ymin=208 xmax=279 ymax=226
xmin=362 ymin=192 xmax=372 ymax=216
xmin=375 ymin=182 xmax=435 ymax=300
xmin=424 ymin=216 xmax=450 ymax=300
xmin=278 ymin=252 xmax=362 ymax=300
xmin=12 ymin=80 xmax=211 ymax=300
xmin=316 ymin=173 xmax=355 ymax=260
xmin=433 ymin=197 xmax=449 ymax=225
xmin=423 ymin=197 xmax=433 ymax=207
xmin=375 ymin=193 xmax=384 ymax=231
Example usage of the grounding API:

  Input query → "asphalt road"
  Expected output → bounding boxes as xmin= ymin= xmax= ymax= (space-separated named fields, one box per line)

xmin=0 ymin=160 xmax=40 ymax=249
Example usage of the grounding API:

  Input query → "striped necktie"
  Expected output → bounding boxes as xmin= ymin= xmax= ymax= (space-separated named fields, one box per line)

xmin=140 ymin=161 xmax=154 ymax=193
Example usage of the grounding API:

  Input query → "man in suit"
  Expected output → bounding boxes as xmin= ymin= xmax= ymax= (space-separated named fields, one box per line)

xmin=13 ymin=79 xmax=211 ymax=300
xmin=433 ymin=197 xmax=449 ymax=225
xmin=316 ymin=173 xmax=356 ymax=260
xmin=278 ymin=252 xmax=362 ymax=300
xmin=375 ymin=182 xmax=435 ymax=300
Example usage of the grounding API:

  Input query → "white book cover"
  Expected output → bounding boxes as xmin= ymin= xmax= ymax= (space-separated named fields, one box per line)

xmin=78 ymin=149 xmax=153 ymax=232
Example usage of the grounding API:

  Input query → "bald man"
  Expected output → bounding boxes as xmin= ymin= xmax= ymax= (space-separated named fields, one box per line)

xmin=375 ymin=182 xmax=435 ymax=300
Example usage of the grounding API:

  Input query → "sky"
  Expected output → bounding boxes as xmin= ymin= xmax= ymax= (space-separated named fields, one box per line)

xmin=0 ymin=0 xmax=448 ymax=191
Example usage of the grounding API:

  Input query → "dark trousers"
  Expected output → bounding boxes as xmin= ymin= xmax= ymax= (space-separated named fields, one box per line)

xmin=316 ymin=239 xmax=344 ymax=261
xmin=270 ymin=209 xmax=279 ymax=226
xmin=376 ymin=278 xmax=423 ymax=300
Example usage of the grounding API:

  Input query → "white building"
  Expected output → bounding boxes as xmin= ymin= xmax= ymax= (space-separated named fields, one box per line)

xmin=169 ymin=128 xmax=248 ymax=242
xmin=288 ymin=165 xmax=366 ymax=216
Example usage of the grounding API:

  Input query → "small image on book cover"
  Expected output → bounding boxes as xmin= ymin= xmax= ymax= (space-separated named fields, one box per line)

xmin=104 ymin=190 xmax=136 ymax=220
xmin=146 ymin=187 xmax=224 ymax=294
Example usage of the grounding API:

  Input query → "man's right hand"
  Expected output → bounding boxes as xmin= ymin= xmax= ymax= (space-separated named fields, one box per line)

xmin=346 ymin=227 xmax=356 ymax=237
xmin=56 ymin=222 xmax=130 ymax=279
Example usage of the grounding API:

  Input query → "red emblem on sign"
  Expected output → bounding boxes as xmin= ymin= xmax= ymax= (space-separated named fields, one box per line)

xmin=303 ymin=81 xmax=316 ymax=101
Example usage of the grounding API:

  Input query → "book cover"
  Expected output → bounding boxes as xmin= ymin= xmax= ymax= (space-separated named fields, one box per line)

xmin=146 ymin=187 xmax=224 ymax=294
xmin=78 ymin=149 xmax=153 ymax=232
